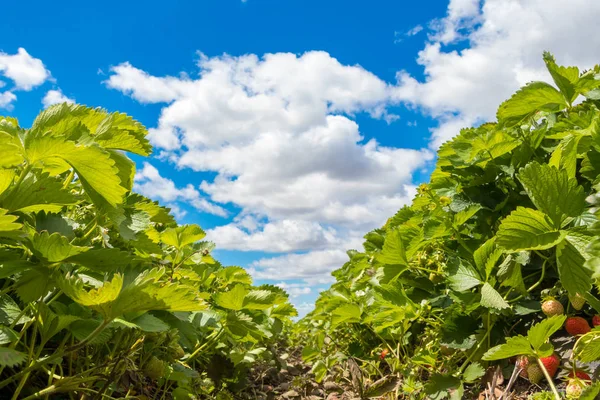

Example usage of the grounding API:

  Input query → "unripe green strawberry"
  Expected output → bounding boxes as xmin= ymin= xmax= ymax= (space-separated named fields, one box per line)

xmin=527 ymin=364 xmax=543 ymax=384
xmin=541 ymin=299 xmax=564 ymax=317
xmin=171 ymin=344 xmax=185 ymax=359
xmin=565 ymin=316 xmax=591 ymax=336
xmin=569 ymin=293 xmax=586 ymax=310
xmin=143 ymin=356 xmax=165 ymax=380
xmin=566 ymin=379 xmax=585 ymax=399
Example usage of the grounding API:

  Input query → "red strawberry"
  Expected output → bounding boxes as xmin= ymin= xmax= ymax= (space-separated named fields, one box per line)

xmin=527 ymin=364 xmax=544 ymax=384
xmin=593 ymin=315 xmax=600 ymax=327
xmin=539 ymin=354 xmax=560 ymax=377
xmin=569 ymin=293 xmax=586 ymax=311
xmin=568 ymin=370 xmax=591 ymax=381
xmin=565 ymin=317 xmax=591 ymax=336
xmin=541 ymin=299 xmax=564 ymax=317
xmin=380 ymin=348 xmax=389 ymax=360
xmin=516 ymin=356 xmax=529 ymax=378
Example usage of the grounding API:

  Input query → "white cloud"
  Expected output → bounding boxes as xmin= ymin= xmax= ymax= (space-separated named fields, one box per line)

xmin=207 ymin=219 xmax=341 ymax=252
xmin=0 ymin=48 xmax=50 ymax=91
xmin=42 ymin=89 xmax=74 ymax=108
xmin=248 ymin=249 xmax=351 ymax=285
xmin=134 ymin=162 xmax=227 ymax=217
xmin=0 ymin=92 xmax=16 ymax=110
xmin=275 ymin=282 xmax=311 ymax=298
xmin=393 ymin=0 xmax=600 ymax=147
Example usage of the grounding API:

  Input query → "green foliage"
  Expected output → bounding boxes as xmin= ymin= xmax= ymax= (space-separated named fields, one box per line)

xmin=293 ymin=54 xmax=600 ymax=400
xmin=0 ymin=104 xmax=296 ymax=398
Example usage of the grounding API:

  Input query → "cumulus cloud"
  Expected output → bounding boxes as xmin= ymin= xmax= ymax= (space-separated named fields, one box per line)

xmin=393 ymin=0 xmax=600 ymax=147
xmin=0 ymin=91 xmax=16 ymax=110
xmin=42 ymin=89 xmax=74 ymax=108
xmin=108 ymin=51 xmax=430 ymax=279
xmin=0 ymin=48 xmax=50 ymax=91
xmin=134 ymin=162 xmax=227 ymax=217
xmin=248 ymin=249 xmax=351 ymax=285
xmin=275 ymin=282 xmax=311 ymax=298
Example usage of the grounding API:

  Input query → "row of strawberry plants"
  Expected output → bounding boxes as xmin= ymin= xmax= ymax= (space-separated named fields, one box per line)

xmin=295 ymin=53 xmax=600 ymax=399
xmin=0 ymin=104 xmax=296 ymax=399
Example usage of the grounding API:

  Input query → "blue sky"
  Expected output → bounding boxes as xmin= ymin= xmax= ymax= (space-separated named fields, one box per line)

xmin=3 ymin=0 xmax=600 ymax=316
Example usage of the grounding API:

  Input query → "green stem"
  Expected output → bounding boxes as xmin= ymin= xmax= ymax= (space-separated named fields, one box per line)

xmin=12 ymin=164 xmax=32 ymax=192
xmin=62 ymin=169 xmax=75 ymax=189
xmin=537 ymin=358 xmax=561 ymax=400
xmin=0 ymin=319 xmax=112 ymax=390
xmin=458 ymin=323 xmax=493 ymax=374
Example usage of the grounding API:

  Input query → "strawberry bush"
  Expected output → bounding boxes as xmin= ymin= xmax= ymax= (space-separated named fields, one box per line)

xmin=295 ymin=53 xmax=600 ymax=399
xmin=0 ymin=104 xmax=297 ymax=399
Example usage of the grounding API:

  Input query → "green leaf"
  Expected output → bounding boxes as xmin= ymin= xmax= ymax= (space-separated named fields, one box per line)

xmin=0 ymin=347 xmax=26 ymax=367
xmin=331 ymin=304 xmax=361 ymax=326
xmin=549 ymin=134 xmax=580 ymax=179
xmin=93 ymin=112 xmax=151 ymax=156
xmin=463 ymin=362 xmax=485 ymax=383
xmin=242 ymin=290 xmax=278 ymax=310
xmin=557 ymin=232 xmax=594 ymax=296
xmin=473 ymin=238 xmax=502 ymax=280
xmin=453 ymin=205 xmax=481 ymax=228
xmin=311 ymin=360 xmax=327 ymax=383
xmin=0 ymin=326 xmax=18 ymax=345
xmin=573 ymin=331 xmax=600 ymax=363
xmin=497 ymin=81 xmax=567 ymax=127
xmin=517 ymin=162 xmax=585 ymax=226
xmin=0 ymin=169 xmax=15 ymax=196
xmin=580 ymin=382 xmax=600 ymax=400
xmin=543 ymin=52 xmax=579 ymax=104
xmin=1 ymin=173 xmax=78 ymax=213
xmin=161 ymin=225 xmax=206 ymax=249
xmin=30 ymin=232 xmax=90 ymax=262
xmin=217 ymin=267 xmax=253 ymax=285
xmin=376 ymin=229 xmax=408 ymax=266
xmin=0 ymin=132 xmax=24 ymax=168
xmin=480 ymin=283 xmax=510 ymax=310
xmin=0 ymin=208 xmax=21 ymax=234
xmin=213 ymin=284 xmax=248 ymax=311
xmin=26 ymin=136 xmax=127 ymax=207
xmin=65 ymin=248 xmax=136 ymax=272
xmin=527 ymin=315 xmax=566 ymax=352
xmin=130 ymin=313 xmax=170 ymax=332
xmin=482 ymin=335 xmax=533 ymax=360
xmin=424 ymin=374 xmax=461 ymax=400
xmin=59 ymin=274 xmax=123 ymax=319
xmin=447 ymin=260 xmax=481 ymax=292
xmin=496 ymin=207 xmax=566 ymax=251
xmin=0 ymin=295 xmax=30 ymax=325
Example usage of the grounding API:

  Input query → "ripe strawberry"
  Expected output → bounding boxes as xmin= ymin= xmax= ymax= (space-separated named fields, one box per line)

xmin=541 ymin=299 xmax=564 ymax=317
xmin=539 ymin=354 xmax=560 ymax=377
xmin=566 ymin=379 xmax=585 ymax=399
xmin=527 ymin=364 xmax=544 ymax=384
xmin=516 ymin=356 xmax=529 ymax=378
xmin=143 ymin=356 xmax=165 ymax=380
xmin=569 ymin=293 xmax=586 ymax=310
xmin=380 ymin=348 xmax=389 ymax=360
xmin=593 ymin=315 xmax=600 ymax=327
xmin=568 ymin=370 xmax=591 ymax=381
xmin=565 ymin=316 xmax=591 ymax=336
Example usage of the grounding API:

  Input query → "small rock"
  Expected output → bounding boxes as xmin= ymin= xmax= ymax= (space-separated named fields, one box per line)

xmin=277 ymin=382 xmax=291 ymax=391
xmin=324 ymin=381 xmax=342 ymax=392
xmin=282 ymin=389 xmax=300 ymax=398
xmin=326 ymin=394 xmax=340 ymax=400
xmin=287 ymin=365 xmax=301 ymax=376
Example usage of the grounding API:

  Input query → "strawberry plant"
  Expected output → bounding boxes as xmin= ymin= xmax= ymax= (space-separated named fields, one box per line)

xmin=0 ymin=104 xmax=297 ymax=398
xmin=294 ymin=53 xmax=600 ymax=399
